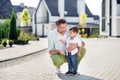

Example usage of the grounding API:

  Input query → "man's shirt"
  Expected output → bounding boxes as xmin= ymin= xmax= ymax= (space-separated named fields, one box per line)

xmin=47 ymin=28 xmax=82 ymax=52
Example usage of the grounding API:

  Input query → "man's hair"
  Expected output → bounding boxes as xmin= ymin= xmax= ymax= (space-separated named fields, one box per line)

xmin=55 ymin=18 xmax=66 ymax=26
xmin=69 ymin=27 xmax=79 ymax=33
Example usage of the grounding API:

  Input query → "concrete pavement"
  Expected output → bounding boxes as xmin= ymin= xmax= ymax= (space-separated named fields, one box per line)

xmin=0 ymin=38 xmax=120 ymax=80
xmin=60 ymin=38 xmax=120 ymax=80
xmin=0 ymin=38 xmax=48 ymax=62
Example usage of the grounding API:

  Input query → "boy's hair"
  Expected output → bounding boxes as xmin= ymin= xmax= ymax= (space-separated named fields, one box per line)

xmin=55 ymin=18 xmax=66 ymax=26
xmin=69 ymin=27 xmax=79 ymax=33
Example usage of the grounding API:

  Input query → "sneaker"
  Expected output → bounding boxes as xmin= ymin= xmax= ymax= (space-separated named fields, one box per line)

xmin=65 ymin=71 xmax=72 ymax=76
xmin=56 ymin=68 xmax=61 ymax=74
xmin=72 ymin=72 xmax=80 ymax=76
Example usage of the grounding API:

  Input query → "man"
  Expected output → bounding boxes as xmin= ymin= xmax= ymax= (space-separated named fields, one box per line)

xmin=47 ymin=19 xmax=86 ymax=74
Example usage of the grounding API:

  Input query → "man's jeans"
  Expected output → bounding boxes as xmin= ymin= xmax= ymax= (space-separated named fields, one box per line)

xmin=67 ymin=52 xmax=78 ymax=73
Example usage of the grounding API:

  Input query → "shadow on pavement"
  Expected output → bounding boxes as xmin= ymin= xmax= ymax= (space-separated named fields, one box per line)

xmin=57 ymin=73 xmax=102 ymax=80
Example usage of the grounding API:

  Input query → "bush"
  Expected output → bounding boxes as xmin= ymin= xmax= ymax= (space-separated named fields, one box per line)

xmin=28 ymin=34 xmax=40 ymax=41
xmin=0 ymin=40 xmax=2 ymax=44
xmin=9 ymin=40 xmax=13 ymax=47
xmin=14 ymin=31 xmax=29 ymax=45
xmin=0 ymin=27 xmax=2 ymax=40
xmin=81 ymin=34 xmax=88 ymax=38
xmin=2 ymin=40 xmax=7 ymax=47
xmin=16 ymin=27 xmax=21 ymax=38
xmin=14 ymin=40 xmax=29 ymax=45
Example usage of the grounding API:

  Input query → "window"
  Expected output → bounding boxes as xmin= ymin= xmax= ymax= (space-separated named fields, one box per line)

xmin=102 ymin=0 xmax=106 ymax=31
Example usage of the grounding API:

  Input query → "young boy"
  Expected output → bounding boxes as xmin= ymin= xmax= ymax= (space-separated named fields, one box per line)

xmin=65 ymin=26 xmax=82 ymax=75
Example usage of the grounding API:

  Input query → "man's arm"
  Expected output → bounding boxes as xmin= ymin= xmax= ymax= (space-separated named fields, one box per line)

xmin=82 ymin=41 xmax=85 ymax=46
xmin=49 ymin=50 xmax=59 ymax=55
xmin=48 ymin=31 xmax=62 ymax=55
xmin=48 ymin=31 xmax=57 ymax=55
xmin=77 ymin=46 xmax=81 ymax=56
xmin=77 ymin=34 xmax=85 ymax=46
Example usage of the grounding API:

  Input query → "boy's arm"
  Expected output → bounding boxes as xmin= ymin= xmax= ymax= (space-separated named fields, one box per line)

xmin=66 ymin=43 xmax=78 ymax=52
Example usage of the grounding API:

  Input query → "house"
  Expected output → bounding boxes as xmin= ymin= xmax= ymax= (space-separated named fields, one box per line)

xmin=0 ymin=0 xmax=12 ymax=22
xmin=100 ymin=0 xmax=120 ymax=37
xmin=13 ymin=3 xmax=35 ymax=27
xmin=33 ymin=0 xmax=99 ymax=37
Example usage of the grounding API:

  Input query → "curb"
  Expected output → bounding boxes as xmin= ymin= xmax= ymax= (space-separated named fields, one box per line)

xmin=0 ymin=48 xmax=48 ymax=63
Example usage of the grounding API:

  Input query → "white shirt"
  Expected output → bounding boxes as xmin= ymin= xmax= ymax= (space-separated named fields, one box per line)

xmin=57 ymin=32 xmax=67 ymax=51
xmin=47 ymin=28 xmax=69 ymax=52
xmin=47 ymin=28 xmax=83 ymax=53
xmin=66 ymin=36 xmax=82 ymax=55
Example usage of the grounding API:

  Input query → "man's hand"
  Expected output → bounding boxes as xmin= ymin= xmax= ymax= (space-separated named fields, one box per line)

xmin=77 ymin=52 xmax=81 ymax=56
xmin=82 ymin=42 xmax=85 ymax=46
xmin=58 ymin=50 xmax=65 ymax=55
xmin=59 ymin=39 xmax=66 ymax=45
xmin=67 ymin=43 xmax=78 ymax=52
xmin=49 ymin=50 xmax=59 ymax=55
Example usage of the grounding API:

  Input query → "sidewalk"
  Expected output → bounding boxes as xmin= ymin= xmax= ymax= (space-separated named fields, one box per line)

xmin=0 ymin=38 xmax=120 ymax=80
xmin=0 ymin=38 xmax=48 ymax=62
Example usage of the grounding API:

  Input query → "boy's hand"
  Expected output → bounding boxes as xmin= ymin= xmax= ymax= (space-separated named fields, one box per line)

xmin=67 ymin=43 xmax=78 ymax=52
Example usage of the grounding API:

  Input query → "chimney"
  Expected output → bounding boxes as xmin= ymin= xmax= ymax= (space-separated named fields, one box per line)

xmin=20 ymin=3 xmax=25 ymax=8
xmin=58 ymin=0 xmax=64 ymax=18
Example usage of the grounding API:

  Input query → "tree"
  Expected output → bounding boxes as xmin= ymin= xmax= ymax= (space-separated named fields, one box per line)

xmin=0 ymin=27 xmax=2 ymax=40
xmin=9 ymin=11 xmax=18 ymax=40
xmin=79 ymin=13 xmax=87 ymax=36
xmin=21 ymin=8 xmax=31 ymax=27
xmin=80 ymin=13 xmax=87 ymax=28
xmin=4 ymin=19 xmax=10 ymax=38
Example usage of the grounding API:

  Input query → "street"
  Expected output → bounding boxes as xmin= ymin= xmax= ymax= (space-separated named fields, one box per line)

xmin=0 ymin=38 xmax=120 ymax=80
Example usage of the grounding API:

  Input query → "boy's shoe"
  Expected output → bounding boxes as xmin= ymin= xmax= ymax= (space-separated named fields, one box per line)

xmin=65 ymin=71 xmax=72 ymax=76
xmin=56 ymin=68 xmax=61 ymax=74
xmin=72 ymin=72 xmax=80 ymax=76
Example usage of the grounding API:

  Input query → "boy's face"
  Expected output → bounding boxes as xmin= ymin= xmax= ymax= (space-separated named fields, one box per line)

xmin=70 ymin=30 xmax=77 ymax=38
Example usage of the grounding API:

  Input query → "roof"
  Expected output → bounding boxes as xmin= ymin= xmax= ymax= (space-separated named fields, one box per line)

xmin=45 ymin=0 xmax=59 ymax=16
xmin=13 ymin=5 xmax=35 ymax=17
xmin=85 ymin=3 xmax=99 ymax=20
xmin=65 ymin=0 xmax=78 ymax=17
xmin=13 ymin=5 xmax=26 ymax=13
xmin=117 ymin=0 xmax=120 ymax=4
xmin=45 ymin=0 xmax=78 ymax=16
xmin=93 ymin=15 xmax=99 ymax=20
xmin=27 ymin=7 xmax=36 ymax=17
xmin=0 ymin=0 xmax=12 ymax=18
xmin=36 ymin=0 xmax=99 ymax=20
xmin=85 ymin=4 xmax=94 ymax=17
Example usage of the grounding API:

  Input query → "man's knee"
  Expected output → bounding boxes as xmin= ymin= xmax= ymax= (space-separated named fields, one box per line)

xmin=50 ymin=54 xmax=67 ymax=67
xmin=78 ymin=47 xmax=86 ymax=64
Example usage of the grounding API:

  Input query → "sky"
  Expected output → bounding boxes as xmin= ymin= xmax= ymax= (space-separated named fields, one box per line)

xmin=10 ymin=0 xmax=102 ymax=16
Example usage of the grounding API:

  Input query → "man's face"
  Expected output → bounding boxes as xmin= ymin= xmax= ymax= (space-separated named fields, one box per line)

xmin=57 ymin=23 xmax=67 ymax=34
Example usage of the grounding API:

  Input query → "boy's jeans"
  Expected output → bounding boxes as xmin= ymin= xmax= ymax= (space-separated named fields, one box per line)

xmin=67 ymin=52 xmax=78 ymax=73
